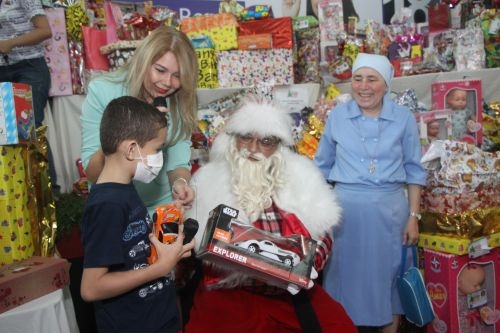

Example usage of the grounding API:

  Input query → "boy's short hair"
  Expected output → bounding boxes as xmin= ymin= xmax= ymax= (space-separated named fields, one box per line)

xmin=100 ymin=96 xmax=168 ymax=154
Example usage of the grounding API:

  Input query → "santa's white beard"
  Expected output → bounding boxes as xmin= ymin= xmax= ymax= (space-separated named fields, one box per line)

xmin=226 ymin=141 xmax=285 ymax=221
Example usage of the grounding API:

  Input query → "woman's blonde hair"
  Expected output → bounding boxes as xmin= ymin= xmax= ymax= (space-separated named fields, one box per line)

xmin=116 ymin=26 xmax=198 ymax=145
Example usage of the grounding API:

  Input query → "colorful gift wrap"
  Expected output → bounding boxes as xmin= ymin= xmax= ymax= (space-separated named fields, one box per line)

xmin=180 ymin=13 xmax=238 ymax=51
xmin=294 ymin=23 xmax=320 ymax=83
xmin=0 ymin=83 xmax=35 ymax=145
xmin=424 ymin=248 xmax=500 ymax=333
xmin=238 ymin=17 xmax=293 ymax=49
xmin=100 ymin=40 xmax=142 ymax=71
xmin=422 ymin=140 xmax=500 ymax=193
xmin=44 ymin=8 xmax=73 ymax=97
xmin=0 ymin=146 xmax=34 ymax=266
xmin=431 ymin=79 xmax=483 ymax=145
xmin=419 ymin=232 xmax=500 ymax=255
xmin=195 ymin=47 xmax=218 ymax=89
xmin=216 ymin=48 xmax=294 ymax=88
xmin=421 ymin=185 xmax=500 ymax=214
xmin=237 ymin=33 xmax=273 ymax=50
xmin=420 ymin=207 xmax=500 ymax=239
xmin=0 ymin=256 xmax=70 ymax=314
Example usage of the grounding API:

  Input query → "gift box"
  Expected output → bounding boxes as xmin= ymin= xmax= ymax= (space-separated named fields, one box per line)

xmin=0 ymin=256 xmax=70 ymax=314
xmin=420 ymin=207 xmax=500 ymax=239
xmin=238 ymin=17 xmax=293 ymax=49
xmin=419 ymin=233 xmax=500 ymax=256
xmin=424 ymin=248 xmax=500 ymax=333
xmin=237 ymin=33 xmax=273 ymax=50
xmin=100 ymin=40 xmax=142 ymax=70
xmin=180 ymin=13 xmax=238 ymax=51
xmin=216 ymin=48 xmax=294 ymax=88
xmin=431 ymin=79 xmax=483 ymax=145
xmin=421 ymin=186 xmax=500 ymax=214
xmin=44 ymin=8 xmax=73 ymax=97
xmin=0 ymin=83 xmax=35 ymax=145
xmin=197 ymin=204 xmax=316 ymax=289
xmin=415 ymin=110 xmax=453 ymax=153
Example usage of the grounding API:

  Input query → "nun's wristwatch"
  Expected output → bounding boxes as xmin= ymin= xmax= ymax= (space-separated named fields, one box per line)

xmin=409 ymin=211 xmax=421 ymax=220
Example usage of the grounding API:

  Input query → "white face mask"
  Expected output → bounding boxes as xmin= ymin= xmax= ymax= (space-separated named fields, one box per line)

xmin=133 ymin=149 xmax=163 ymax=183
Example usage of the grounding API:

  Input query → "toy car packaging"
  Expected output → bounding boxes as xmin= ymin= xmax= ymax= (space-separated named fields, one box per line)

xmin=197 ymin=204 xmax=317 ymax=289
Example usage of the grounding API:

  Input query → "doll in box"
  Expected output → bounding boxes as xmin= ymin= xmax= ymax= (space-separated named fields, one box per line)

xmin=427 ymin=119 xmax=442 ymax=143
xmin=445 ymin=88 xmax=480 ymax=142
xmin=457 ymin=263 xmax=500 ymax=332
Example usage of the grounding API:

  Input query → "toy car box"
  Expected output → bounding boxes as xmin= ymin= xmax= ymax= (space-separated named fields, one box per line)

xmin=0 ymin=256 xmax=70 ymax=314
xmin=197 ymin=204 xmax=317 ymax=289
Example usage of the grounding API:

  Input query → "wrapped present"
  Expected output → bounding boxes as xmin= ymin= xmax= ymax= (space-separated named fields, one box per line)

xmin=318 ymin=0 xmax=344 ymax=42
xmin=237 ymin=34 xmax=273 ymax=50
xmin=421 ymin=185 xmax=500 ymax=214
xmin=238 ymin=17 xmax=293 ymax=49
xmin=44 ymin=8 xmax=72 ymax=97
xmin=180 ymin=13 xmax=238 ymax=51
xmin=293 ymin=16 xmax=320 ymax=83
xmin=481 ymin=9 xmax=500 ymax=69
xmin=100 ymin=40 xmax=142 ymax=70
xmin=420 ymin=207 xmax=500 ymax=238
xmin=419 ymin=232 xmax=500 ymax=255
xmin=0 ymin=83 xmax=35 ymax=145
xmin=424 ymin=248 xmax=500 ymax=333
xmin=421 ymin=141 xmax=499 ymax=193
xmin=0 ymin=256 xmax=70 ymax=314
xmin=0 ymin=146 xmax=34 ymax=266
xmin=455 ymin=27 xmax=485 ymax=72
xmin=216 ymin=48 xmax=293 ymax=88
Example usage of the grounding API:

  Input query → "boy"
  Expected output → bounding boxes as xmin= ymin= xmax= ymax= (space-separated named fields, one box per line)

xmin=81 ymin=96 xmax=194 ymax=333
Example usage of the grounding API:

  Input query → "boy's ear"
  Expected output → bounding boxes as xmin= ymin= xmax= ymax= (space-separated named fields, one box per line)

xmin=122 ymin=140 xmax=137 ymax=161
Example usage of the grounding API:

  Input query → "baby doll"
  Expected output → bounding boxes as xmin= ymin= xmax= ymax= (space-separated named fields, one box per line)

xmin=445 ymin=88 xmax=478 ymax=141
xmin=426 ymin=119 xmax=441 ymax=143
xmin=457 ymin=264 xmax=500 ymax=333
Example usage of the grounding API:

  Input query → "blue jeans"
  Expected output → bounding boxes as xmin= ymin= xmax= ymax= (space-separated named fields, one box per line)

xmin=0 ymin=57 xmax=51 ymax=127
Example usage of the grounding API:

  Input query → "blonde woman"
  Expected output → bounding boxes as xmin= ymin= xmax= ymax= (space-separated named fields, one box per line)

xmin=81 ymin=26 xmax=198 ymax=215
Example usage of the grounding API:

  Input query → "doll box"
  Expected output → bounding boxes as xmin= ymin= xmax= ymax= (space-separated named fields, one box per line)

xmin=419 ymin=233 xmax=500 ymax=256
xmin=0 ymin=256 xmax=70 ymax=314
xmin=424 ymin=248 xmax=500 ymax=333
xmin=0 ymin=82 xmax=35 ymax=145
xmin=197 ymin=204 xmax=316 ymax=289
xmin=430 ymin=79 xmax=483 ymax=145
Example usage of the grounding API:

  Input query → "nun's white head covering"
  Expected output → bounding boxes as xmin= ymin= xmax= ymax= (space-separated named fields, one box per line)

xmin=352 ymin=53 xmax=394 ymax=90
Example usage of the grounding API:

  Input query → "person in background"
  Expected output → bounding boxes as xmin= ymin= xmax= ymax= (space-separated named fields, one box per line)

xmin=81 ymin=25 xmax=198 ymax=216
xmin=81 ymin=96 xmax=195 ymax=333
xmin=183 ymin=97 xmax=356 ymax=333
xmin=314 ymin=53 xmax=427 ymax=333
xmin=0 ymin=0 xmax=59 ymax=193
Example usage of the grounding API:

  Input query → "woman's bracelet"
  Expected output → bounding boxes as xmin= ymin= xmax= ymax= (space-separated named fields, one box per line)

xmin=173 ymin=177 xmax=188 ymax=186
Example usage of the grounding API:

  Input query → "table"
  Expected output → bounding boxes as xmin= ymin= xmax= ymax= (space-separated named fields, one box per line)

xmin=0 ymin=288 xmax=79 ymax=333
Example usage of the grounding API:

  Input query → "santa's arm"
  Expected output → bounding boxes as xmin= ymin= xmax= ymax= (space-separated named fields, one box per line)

xmin=314 ymin=233 xmax=333 ymax=271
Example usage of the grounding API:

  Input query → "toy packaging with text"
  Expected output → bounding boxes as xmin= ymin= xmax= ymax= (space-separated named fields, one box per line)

xmin=424 ymin=247 xmax=500 ymax=333
xmin=197 ymin=204 xmax=317 ymax=289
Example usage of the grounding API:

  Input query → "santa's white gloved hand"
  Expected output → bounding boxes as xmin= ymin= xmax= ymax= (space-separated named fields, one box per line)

xmin=287 ymin=267 xmax=318 ymax=295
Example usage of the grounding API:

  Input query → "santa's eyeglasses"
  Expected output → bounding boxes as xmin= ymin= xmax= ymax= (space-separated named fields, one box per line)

xmin=235 ymin=134 xmax=281 ymax=149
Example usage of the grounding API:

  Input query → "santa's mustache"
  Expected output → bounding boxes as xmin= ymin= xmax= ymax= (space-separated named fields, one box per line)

xmin=239 ymin=148 xmax=266 ymax=161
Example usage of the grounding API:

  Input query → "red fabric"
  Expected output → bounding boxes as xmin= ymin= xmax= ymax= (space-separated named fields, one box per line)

xmin=238 ymin=17 xmax=293 ymax=49
xmin=277 ymin=208 xmax=311 ymax=238
xmin=184 ymin=284 xmax=356 ymax=333
xmin=82 ymin=26 xmax=110 ymax=70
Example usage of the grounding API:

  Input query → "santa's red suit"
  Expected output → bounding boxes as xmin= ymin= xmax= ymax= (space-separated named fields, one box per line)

xmin=183 ymin=125 xmax=355 ymax=332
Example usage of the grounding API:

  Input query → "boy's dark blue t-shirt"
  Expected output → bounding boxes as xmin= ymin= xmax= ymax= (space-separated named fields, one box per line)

xmin=82 ymin=182 xmax=179 ymax=333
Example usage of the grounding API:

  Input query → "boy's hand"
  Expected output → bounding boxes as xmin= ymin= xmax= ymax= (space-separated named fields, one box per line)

xmin=149 ymin=233 xmax=195 ymax=276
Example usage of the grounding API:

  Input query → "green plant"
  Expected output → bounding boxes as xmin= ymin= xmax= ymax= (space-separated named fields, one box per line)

xmin=55 ymin=192 xmax=86 ymax=240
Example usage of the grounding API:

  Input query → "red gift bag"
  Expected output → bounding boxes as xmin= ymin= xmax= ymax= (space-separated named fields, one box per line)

xmin=428 ymin=4 xmax=450 ymax=32
xmin=82 ymin=26 xmax=110 ymax=71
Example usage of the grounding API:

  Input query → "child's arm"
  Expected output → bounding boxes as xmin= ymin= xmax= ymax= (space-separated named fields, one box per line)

xmin=81 ymin=234 xmax=194 ymax=302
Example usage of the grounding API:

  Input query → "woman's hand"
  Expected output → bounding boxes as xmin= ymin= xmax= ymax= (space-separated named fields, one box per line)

xmin=172 ymin=178 xmax=195 ymax=207
xmin=403 ymin=218 xmax=419 ymax=246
